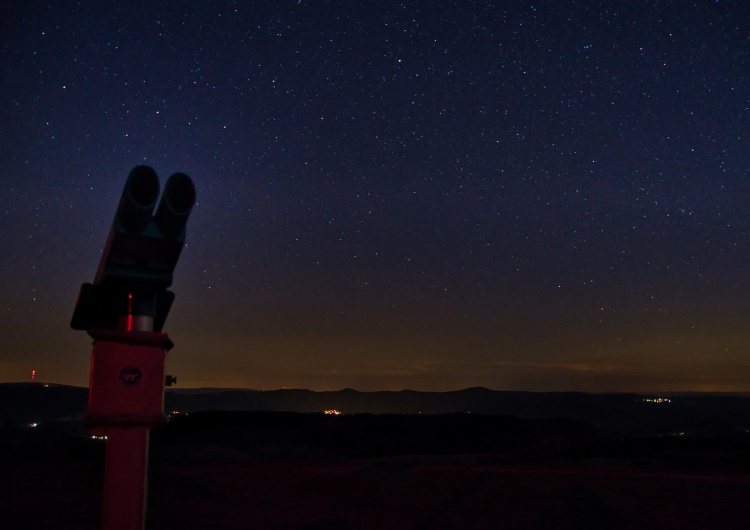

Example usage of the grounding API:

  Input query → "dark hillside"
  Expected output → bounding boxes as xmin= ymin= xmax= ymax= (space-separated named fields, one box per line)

xmin=151 ymin=411 xmax=597 ymax=459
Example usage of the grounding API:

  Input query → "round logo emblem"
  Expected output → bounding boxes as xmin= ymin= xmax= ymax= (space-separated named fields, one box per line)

xmin=118 ymin=366 xmax=143 ymax=386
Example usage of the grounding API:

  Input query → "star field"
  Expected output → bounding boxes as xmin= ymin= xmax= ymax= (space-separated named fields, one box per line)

xmin=1 ymin=1 xmax=749 ymax=391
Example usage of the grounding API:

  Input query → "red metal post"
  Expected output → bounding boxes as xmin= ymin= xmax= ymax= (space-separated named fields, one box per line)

xmin=101 ymin=427 xmax=150 ymax=530
xmin=85 ymin=328 xmax=174 ymax=530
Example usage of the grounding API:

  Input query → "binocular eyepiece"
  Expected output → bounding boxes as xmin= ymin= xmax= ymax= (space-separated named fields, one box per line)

xmin=114 ymin=165 xmax=196 ymax=240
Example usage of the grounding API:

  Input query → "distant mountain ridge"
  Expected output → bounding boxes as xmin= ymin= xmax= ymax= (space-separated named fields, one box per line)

xmin=3 ymin=382 xmax=749 ymax=439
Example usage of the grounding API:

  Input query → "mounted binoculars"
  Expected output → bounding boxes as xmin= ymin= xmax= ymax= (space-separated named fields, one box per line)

xmin=71 ymin=165 xmax=196 ymax=332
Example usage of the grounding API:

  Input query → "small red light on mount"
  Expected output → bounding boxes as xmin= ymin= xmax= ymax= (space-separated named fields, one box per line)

xmin=32 ymin=370 xmax=36 ymax=381
xmin=126 ymin=293 xmax=134 ymax=331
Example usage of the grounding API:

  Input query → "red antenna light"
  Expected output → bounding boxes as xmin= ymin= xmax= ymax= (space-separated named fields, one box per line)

xmin=31 ymin=369 xmax=36 ymax=381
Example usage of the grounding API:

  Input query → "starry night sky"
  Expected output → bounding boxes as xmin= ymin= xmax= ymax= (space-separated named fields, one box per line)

xmin=1 ymin=1 xmax=749 ymax=392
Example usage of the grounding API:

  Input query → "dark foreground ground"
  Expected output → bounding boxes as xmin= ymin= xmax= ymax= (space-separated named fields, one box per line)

xmin=146 ymin=457 xmax=750 ymax=530
xmin=3 ymin=410 xmax=750 ymax=529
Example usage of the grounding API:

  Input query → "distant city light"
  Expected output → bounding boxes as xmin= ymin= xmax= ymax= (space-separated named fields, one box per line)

xmin=324 ymin=409 xmax=342 ymax=415
xmin=26 ymin=422 xmax=38 ymax=428
xmin=641 ymin=397 xmax=671 ymax=404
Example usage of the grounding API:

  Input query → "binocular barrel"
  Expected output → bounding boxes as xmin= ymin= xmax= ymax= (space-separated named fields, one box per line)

xmin=117 ymin=166 xmax=160 ymax=234
xmin=155 ymin=172 xmax=196 ymax=238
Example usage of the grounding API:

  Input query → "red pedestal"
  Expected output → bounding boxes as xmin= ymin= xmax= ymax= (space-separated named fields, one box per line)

xmin=101 ymin=427 xmax=150 ymax=530
xmin=85 ymin=329 xmax=173 ymax=428
xmin=85 ymin=329 xmax=173 ymax=530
